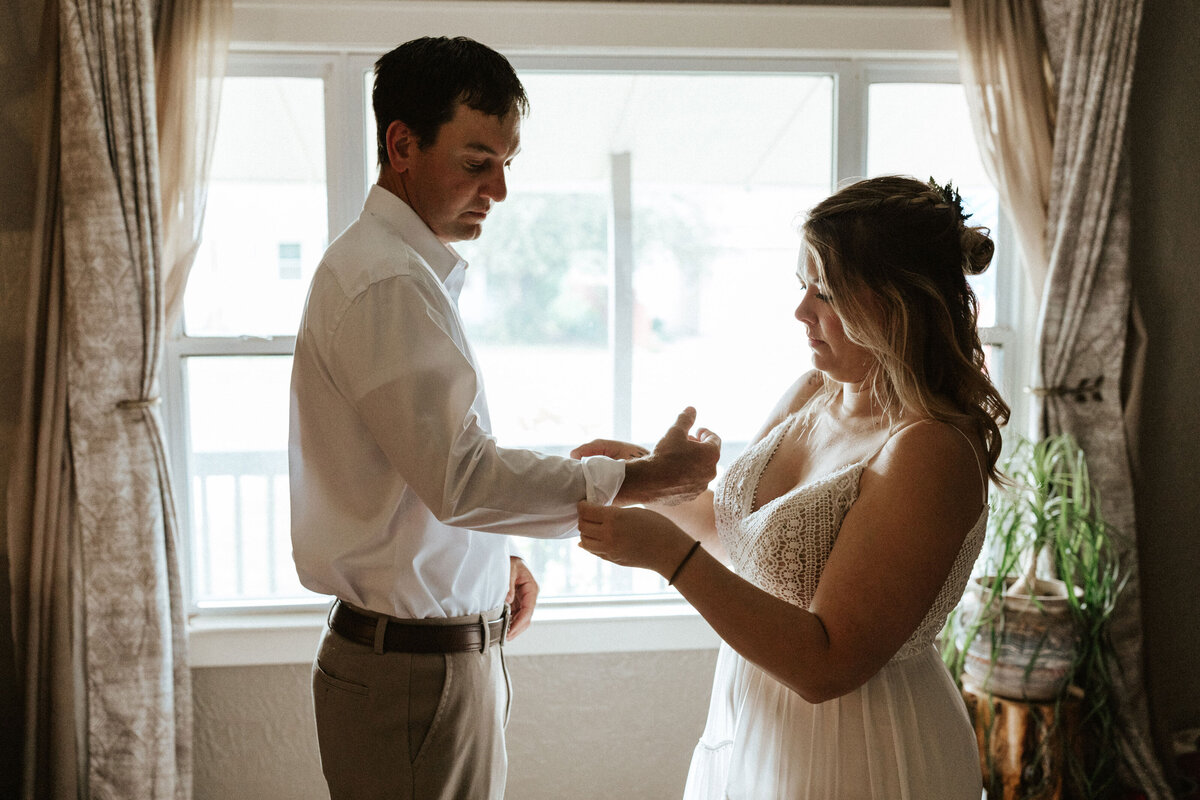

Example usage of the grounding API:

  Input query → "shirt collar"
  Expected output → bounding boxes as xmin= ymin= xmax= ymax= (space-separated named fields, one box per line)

xmin=363 ymin=184 xmax=467 ymax=285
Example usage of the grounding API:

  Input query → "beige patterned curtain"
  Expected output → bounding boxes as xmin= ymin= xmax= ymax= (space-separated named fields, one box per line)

xmin=953 ymin=0 xmax=1169 ymax=796
xmin=7 ymin=0 xmax=227 ymax=796
xmin=1037 ymin=1 xmax=1168 ymax=795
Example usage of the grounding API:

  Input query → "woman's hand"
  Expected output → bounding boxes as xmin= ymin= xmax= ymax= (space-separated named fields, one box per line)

xmin=576 ymin=501 xmax=696 ymax=576
xmin=570 ymin=439 xmax=649 ymax=461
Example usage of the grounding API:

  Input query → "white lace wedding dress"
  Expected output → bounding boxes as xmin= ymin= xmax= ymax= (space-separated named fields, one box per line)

xmin=683 ymin=412 xmax=985 ymax=799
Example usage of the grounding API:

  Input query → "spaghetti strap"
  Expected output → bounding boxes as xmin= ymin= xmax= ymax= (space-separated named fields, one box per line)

xmin=948 ymin=425 xmax=988 ymax=504
xmin=871 ymin=419 xmax=988 ymax=504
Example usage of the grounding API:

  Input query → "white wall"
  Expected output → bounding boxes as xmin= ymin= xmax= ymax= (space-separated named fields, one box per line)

xmin=193 ymin=650 xmax=719 ymax=800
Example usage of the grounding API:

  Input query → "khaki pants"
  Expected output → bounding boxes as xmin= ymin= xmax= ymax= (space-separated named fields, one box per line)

xmin=312 ymin=608 xmax=511 ymax=800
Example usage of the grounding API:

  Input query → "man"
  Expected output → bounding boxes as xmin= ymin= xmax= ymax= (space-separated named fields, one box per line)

xmin=288 ymin=36 xmax=720 ymax=800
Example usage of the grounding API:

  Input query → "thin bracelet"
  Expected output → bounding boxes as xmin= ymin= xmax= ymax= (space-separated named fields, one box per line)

xmin=668 ymin=540 xmax=702 ymax=586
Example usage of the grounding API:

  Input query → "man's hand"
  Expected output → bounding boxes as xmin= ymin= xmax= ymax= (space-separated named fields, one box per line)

xmin=615 ymin=407 xmax=721 ymax=506
xmin=506 ymin=556 xmax=539 ymax=640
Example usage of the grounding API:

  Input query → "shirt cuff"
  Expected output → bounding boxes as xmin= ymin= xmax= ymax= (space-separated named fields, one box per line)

xmin=580 ymin=455 xmax=626 ymax=506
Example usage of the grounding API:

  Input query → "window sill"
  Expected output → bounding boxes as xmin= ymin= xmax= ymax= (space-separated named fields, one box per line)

xmin=187 ymin=600 xmax=721 ymax=668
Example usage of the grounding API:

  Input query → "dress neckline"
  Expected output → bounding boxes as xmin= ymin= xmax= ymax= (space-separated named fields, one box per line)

xmin=748 ymin=412 xmax=874 ymax=515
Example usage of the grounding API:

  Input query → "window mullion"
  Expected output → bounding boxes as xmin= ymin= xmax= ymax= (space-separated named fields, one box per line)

xmin=834 ymin=61 xmax=868 ymax=187
xmin=327 ymin=52 xmax=370 ymax=239
xmin=164 ymin=329 xmax=196 ymax=611
xmin=609 ymin=151 xmax=634 ymax=441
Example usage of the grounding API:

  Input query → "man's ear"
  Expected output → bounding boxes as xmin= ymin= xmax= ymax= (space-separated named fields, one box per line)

xmin=385 ymin=120 xmax=417 ymax=172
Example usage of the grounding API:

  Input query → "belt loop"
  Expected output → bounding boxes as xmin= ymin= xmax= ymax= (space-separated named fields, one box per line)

xmin=372 ymin=615 xmax=388 ymax=655
xmin=501 ymin=604 xmax=511 ymax=646
xmin=479 ymin=612 xmax=490 ymax=653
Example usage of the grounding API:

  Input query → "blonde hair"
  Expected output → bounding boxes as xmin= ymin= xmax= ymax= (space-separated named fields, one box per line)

xmin=800 ymin=176 xmax=1009 ymax=481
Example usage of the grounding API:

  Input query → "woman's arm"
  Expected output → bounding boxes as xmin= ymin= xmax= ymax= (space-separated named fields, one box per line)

xmin=650 ymin=490 xmax=724 ymax=561
xmin=577 ymin=420 xmax=985 ymax=703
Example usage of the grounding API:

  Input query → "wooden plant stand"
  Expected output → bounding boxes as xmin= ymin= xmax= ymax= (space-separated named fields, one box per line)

xmin=962 ymin=686 xmax=1084 ymax=799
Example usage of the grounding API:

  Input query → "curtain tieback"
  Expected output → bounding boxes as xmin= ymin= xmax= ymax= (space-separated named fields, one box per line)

xmin=116 ymin=396 xmax=161 ymax=410
xmin=1025 ymin=375 xmax=1104 ymax=402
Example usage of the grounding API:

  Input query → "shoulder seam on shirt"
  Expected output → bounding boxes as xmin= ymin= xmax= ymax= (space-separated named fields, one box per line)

xmin=328 ymin=270 xmax=439 ymax=342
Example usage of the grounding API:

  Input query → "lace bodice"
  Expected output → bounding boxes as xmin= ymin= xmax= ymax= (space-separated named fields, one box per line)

xmin=714 ymin=412 xmax=987 ymax=661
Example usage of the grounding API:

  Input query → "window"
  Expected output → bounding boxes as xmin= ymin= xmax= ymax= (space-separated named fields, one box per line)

xmin=169 ymin=7 xmax=1022 ymax=626
xmin=278 ymin=243 xmax=302 ymax=280
xmin=169 ymin=63 xmax=333 ymax=609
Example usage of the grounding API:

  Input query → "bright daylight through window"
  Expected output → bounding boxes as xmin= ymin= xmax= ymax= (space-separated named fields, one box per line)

xmin=171 ymin=59 xmax=1009 ymax=612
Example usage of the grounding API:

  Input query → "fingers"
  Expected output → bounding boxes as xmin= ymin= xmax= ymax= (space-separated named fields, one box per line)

xmin=576 ymin=501 xmax=610 ymax=555
xmin=576 ymin=501 xmax=616 ymax=562
xmin=670 ymin=407 xmax=698 ymax=436
xmin=508 ymin=608 xmax=532 ymax=639
xmin=507 ymin=556 xmax=531 ymax=599
xmin=696 ymin=427 xmax=721 ymax=448
xmin=508 ymin=580 xmax=537 ymax=639
xmin=577 ymin=500 xmax=607 ymax=524
xmin=571 ymin=439 xmax=651 ymax=460
xmin=577 ymin=537 xmax=601 ymax=557
xmin=506 ymin=557 xmax=539 ymax=640
xmin=652 ymin=408 xmax=697 ymax=452
xmin=570 ymin=440 xmax=615 ymax=459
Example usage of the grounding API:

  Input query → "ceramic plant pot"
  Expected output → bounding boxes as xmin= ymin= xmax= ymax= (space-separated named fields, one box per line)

xmin=960 ymin=576 xmax=1080 ymax=702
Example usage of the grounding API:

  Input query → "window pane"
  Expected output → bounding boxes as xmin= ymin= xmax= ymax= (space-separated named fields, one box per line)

xmin=628 ymin=74 xmax=832 ymax=448
xmin=457 ymin=71 xmax=833 ymax=598
xmin=185 ymin=77 xmax=328 ymax=337
xmin=458 ymin=189 xmax=613 ymax=451
xmin=983 ymin=343 xmax=1003 ymax=382
xmin=867 ymin=82 xmax=998 ymax=327
xmin=185 ymin=355 xmax=313 ymax=605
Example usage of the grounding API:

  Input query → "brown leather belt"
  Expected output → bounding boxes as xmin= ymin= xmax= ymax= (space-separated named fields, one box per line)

xmin=327 ymin=600 xmax=507 ymax=653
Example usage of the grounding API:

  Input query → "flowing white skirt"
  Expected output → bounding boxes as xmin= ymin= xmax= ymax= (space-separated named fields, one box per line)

xmin=684 ymin=643 xmax=982 ymax=800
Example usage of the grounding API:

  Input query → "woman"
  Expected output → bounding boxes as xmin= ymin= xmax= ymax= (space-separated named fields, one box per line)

xmin=577 ymin=176 xmax=1009 ymax=799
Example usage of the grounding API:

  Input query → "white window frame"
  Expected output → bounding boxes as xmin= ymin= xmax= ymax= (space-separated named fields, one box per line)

xmin=178 ymin=0 xmax=1028 ymax=667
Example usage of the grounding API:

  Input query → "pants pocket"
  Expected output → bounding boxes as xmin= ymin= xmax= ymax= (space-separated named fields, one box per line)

xmin=409 ymin=653 xmax=449 ymax=764
xmin=314 ymin=660 xmax=370 ymax=696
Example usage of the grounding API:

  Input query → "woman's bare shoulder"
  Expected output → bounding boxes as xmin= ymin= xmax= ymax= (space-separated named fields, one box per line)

xmin=873 ymin=418 xmax=987 ymax=508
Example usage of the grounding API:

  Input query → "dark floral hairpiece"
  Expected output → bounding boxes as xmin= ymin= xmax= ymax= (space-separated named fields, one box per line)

xmin=927 ymin=177 xmax=971 ymax=224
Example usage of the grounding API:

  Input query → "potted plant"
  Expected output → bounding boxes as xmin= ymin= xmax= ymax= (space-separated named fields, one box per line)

xmin=942 ymin=432 xmax=1129 ymax=798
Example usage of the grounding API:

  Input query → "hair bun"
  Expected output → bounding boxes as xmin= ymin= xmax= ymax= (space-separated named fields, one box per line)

xmin=961 ymin=226 xmax=994 ymax=275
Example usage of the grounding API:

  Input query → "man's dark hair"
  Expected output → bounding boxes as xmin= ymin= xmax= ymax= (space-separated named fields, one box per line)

xmin=372 ymin=36 xmax=529 ymax=166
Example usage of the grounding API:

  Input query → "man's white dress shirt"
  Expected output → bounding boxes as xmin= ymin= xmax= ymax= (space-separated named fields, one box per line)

xmin=289 ymin=186 xmax=625 ymax=619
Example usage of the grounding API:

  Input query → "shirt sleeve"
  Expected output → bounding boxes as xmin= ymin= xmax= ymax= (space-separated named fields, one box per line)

xmin=325 ymin=271 xmax=624 ymax=538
